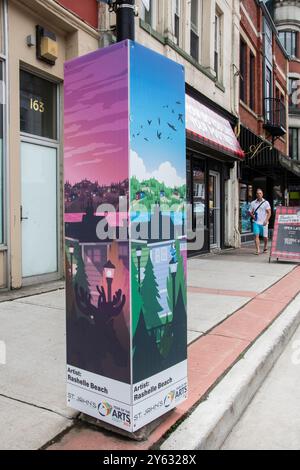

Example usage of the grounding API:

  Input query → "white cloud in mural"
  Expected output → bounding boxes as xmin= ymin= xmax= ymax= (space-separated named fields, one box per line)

xmin=75 ymin=158 xmax=102 ymax=167
xmin=130 ymin=150 xmax=185 ymax=187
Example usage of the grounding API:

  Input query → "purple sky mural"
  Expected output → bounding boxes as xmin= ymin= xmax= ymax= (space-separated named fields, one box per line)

xmin=64 ymin=42 xmax=129 ymax=185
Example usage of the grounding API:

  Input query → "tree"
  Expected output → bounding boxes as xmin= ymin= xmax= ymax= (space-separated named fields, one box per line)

xmin=140 ymin=255 xmax=163 ymax=330
xmin=166 ymin=240 xmax=187 ymax=314
xmin=73 ymin=243 xmax=90 ymax=293
xmin=167 ymin=285 xmax=187 ymax=367
xmin=131 ymin=256 xmax=143 ymax=337
xmin=133 ymin=309 xmax=162 ymax=382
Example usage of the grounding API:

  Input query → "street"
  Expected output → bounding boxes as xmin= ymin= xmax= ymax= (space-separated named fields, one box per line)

xmin=222 ymin=322 xmax=300 ymax=450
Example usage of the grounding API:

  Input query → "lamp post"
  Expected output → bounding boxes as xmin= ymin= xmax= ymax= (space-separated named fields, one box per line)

xmin=136 ymin=247 xmax=142 ymax=291
xmin=69 ymin=245 xmax=75 ymax=278
xmin=104 ymin=260 xmax=116 ymax=303
xmin=169 ymin=259 xmax=178 ymax=322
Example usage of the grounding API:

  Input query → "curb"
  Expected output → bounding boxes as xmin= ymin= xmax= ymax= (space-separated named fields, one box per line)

xmin=160 ymin=293 xmax=300 ymax=450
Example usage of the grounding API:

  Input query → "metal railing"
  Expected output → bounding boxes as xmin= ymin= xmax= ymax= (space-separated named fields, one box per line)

xmin=264 ymin=97 xmax=286 ymax=133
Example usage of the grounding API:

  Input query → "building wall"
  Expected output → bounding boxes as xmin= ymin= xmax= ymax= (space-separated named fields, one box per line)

xmin=56 ymin=0 xmax=98 ymax=28
xmin=100 ymin=0 xmax=241 ymax=249
xmin=0 ymin=0 xmax=99 ymax=290
xmin=239 ymin=0 xmax=288 ymax=156
xmin=273 ymin=0 xmax=300 ymax=161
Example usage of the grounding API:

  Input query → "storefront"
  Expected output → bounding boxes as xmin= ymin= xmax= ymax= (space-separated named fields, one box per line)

xmin=185 ymin=91 xmax=244 ymax=255
xmin=0 ymin=0 xmax=99 ymax=291
xmin=239 ymin=126 xmax=298 ymax=243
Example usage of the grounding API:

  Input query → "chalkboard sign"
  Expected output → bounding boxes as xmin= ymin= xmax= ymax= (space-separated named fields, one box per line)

xmin=270 ymin=206 xmax=300 ymax=262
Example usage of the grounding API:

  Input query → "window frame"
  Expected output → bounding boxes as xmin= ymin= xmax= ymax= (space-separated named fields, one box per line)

xmin=249 ymin=51 xmax=255 ymax=111
xmin=279 ymin=30 xmax=298 ymax=57
xmin=214 ymin=8 xmax=223 ymax=80
xmin=190 ymin=0 xmax=200 ymax=62
xmin=289 ymin=127 xmax=299 ymax=161
xmin=240 ymin=39 xmax=247 ymax=104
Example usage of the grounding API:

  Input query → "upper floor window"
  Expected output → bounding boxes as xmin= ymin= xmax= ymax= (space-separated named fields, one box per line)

xmin=240 ymin=39 xmax=247 ymax=103
xmin=190 ymin=0 xmax=199 ymax=62
xmin=279 ymin=30 xmax=298 ymax=57
xmin=289 ymin=128 xmax=299 ymax=160
xmin=141 ymin=0 xmax=154 ymax=28
xmin=214 ymin=9 xmax=223 ymax=80
xmin=249 ymin=51 xmax=255 ymax=110
xmin=288 ymin=77 xmax=299 ymax=108
xmin=172 ymin=0 xmax=180 ymax=45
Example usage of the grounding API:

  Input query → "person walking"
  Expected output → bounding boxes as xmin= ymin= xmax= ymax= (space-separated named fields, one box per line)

xmin=249 ymin=189 xmax=271 ymax=255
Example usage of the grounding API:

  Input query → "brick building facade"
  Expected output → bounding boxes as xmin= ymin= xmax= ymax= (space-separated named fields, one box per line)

xmin=238 ymin=0 xmax=290 ymax=241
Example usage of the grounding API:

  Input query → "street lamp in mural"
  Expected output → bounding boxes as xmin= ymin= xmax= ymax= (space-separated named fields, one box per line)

xmin=169 ymin=258 xmax=178 ymax=323
xmin=136 ymin=247 xmax=142 ymax=291
xmin=69 ymin=245 xmax=75 ymax=278
xmin=104 ymin=260 xmax=116 ymax=303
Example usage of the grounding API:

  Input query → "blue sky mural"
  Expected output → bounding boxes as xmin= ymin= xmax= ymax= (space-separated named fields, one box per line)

xmin=129 ymin=42 xmax=186 ymax=188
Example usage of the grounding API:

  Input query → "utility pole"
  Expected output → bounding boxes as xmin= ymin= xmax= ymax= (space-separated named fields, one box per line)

xmin=114 ymin=0 xmax=135 ymax=42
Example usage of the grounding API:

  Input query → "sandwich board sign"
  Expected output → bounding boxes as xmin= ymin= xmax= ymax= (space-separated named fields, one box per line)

xmin=64 ymin=40 xmax=188 ymax=432
xmin=269 ymin=206 xmax=300 ymax=263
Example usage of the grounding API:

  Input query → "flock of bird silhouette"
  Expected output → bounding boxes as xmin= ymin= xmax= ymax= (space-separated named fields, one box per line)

xmin=131 ymin=101 xmax=184 ymax=143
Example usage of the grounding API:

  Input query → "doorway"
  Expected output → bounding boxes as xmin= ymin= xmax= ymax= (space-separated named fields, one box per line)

xmin=209 ymin=170 xmax=221 ymax=249
xmin=20 ymin=69 xmax=60 ymax=282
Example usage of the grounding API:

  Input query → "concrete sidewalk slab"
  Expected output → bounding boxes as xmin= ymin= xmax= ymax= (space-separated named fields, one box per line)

xmin=161 ymin=293 xmax=300 ymax=450
xmin=188 ymin=292 xmax=251 ymax=333
xmin=222 ymin=323 xmax=300 ymax=450
xmin=0 ymin=396 xmax=72 ymax=450
xmin=0 ymin=298 xmax=73 ymax=418
xmin=47 ymin=266 xmax=300 ymax=451
xmin=15 ymin=290 xmax=65 ymax=310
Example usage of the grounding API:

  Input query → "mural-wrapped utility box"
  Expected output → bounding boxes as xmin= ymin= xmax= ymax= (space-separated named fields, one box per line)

xmin=64 ymin=40 xmax=187 ymax=432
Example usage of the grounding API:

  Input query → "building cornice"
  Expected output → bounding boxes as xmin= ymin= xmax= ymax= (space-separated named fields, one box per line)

xmin=15 ymin=0 xmax=100 ymax=39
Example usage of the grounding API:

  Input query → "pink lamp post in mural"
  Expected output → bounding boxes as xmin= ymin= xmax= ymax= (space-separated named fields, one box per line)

xmin=104 ymin=260 xmax=116 ymax=302
xmin=69 ymin=245 xmax=75 ymax=278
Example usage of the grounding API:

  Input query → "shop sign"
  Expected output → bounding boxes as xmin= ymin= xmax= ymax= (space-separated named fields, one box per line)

xmin=185 ymin=94 xmax=244 ymax=158
xmin=270 ymin=206 xmax=300 ymax=262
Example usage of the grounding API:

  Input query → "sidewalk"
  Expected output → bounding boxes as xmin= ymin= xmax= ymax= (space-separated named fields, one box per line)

xmin=0 ymin=245 xmax=299 ymax=450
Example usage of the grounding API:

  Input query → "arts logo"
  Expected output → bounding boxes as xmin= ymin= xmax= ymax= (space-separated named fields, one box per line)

xmin=164 ymin=390 xmax=175 ymax=408
xmin=98 ymin=401 xmax=112 ymax=417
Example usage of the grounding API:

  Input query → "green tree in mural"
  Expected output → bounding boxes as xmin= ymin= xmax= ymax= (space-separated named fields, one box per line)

xmin=140 ymin=255 xmax=163 ymax=330
xmin=131 ymin=256 xmax=143 ymax=338
xmin=167 ymin=241 xmax=186 ymax=316
xmin=133 ymin=309 xmax=162 ymax=382
xmin=73 ymin=244 xmax=90 ymax=294
xmin=168 ymin=285 xmax=187 ymax=366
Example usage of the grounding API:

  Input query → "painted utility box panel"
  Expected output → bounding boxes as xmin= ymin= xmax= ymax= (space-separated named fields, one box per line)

xmin=64 ymin=40 xmax=187 ymax=432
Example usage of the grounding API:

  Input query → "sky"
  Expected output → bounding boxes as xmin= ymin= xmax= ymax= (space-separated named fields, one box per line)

xmin=64 ymin=42 xmax=129 ymax=185
xmin=129 ymin=42 xmax=186 ymax=188
xmin=64 ymin=41 xmax=186 ymax=189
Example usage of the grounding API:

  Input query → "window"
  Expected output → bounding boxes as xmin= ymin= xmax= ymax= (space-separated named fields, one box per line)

xmin=173 ymin=0 xmax=180 ymax=45
xmin=0 ymin=61 xmax=3 ymax=244
xmin=141 ymin=0 xmax=153 ymax=27
xmin=279 ymin=30 xmax=297 ymax=57
xmin=214 ymin=10 xmax=222 ymax=80
xmin=265 ymin=67 xmax=272 ymax=121
xmin=249 ymin=52 xmax=255 ymax=110
xmin=289 ymin=128 xmax=299 ymax=160
xmin=288 ymin=77 xmax=299 ymax=108
xmin=190 ymin=0 xmax=199 ymax=62
xmin=240 ymin=40 xmax=247 ymax=103
xmin=20 ymin=70 xmax=57 ymax=140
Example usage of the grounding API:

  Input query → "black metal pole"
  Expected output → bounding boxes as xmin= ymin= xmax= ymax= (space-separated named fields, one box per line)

xmin=116 ymin=0 xmax=135 ymax=42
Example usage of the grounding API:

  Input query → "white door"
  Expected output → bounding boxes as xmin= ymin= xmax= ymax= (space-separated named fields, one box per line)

xmin=21 ymin=141 xmax=58 ymax=277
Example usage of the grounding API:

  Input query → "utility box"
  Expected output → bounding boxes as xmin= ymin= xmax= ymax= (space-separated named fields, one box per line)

xmin=64 ymin=40 xmax=187 ymax=432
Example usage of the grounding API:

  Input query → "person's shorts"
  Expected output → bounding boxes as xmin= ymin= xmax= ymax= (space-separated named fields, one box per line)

xmin=253 ymin=222 xmax=268 ymax=238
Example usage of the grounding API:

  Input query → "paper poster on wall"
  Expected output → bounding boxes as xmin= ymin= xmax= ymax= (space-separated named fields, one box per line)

xmin=64 ymin=40 xmax=187 ymax=432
